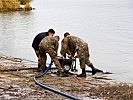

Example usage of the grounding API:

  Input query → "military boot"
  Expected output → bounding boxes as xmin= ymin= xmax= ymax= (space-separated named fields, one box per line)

xmin=89 ymin=63 xmax=97 ymax=75
xmin=58 ymin=71 xmax=68 ymax=77
xmin=77 ymin=68 xmax=86 ymax=77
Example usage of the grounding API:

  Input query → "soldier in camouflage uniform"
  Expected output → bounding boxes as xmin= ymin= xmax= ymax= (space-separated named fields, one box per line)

xmin=39 ymin=34 xmax=67 ymax=77
xmin=61 ymin=33 xmax=76 ymax=58
xmin=60 ymin=33 xmax=97 ymax=77
xmin=32 ymin=29 xmax=55 ymax=72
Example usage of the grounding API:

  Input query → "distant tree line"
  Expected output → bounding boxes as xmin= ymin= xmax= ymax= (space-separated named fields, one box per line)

xmin=0 ymin=0 xmax=33 ymax=11
xmin=18 ymin=0 xmax=32 ymax=5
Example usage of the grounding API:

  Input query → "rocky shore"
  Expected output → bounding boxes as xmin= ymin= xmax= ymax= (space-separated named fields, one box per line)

xmin=0 ymin=54 xmax=133 ymax=100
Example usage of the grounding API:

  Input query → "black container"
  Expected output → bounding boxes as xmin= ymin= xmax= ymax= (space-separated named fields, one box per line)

xmin=58 ymin=58 xmax=73 ymax=72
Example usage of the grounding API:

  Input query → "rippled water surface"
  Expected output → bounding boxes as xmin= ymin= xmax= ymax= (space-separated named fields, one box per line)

xmin=0 ymin=0 xmax=133 ymax=83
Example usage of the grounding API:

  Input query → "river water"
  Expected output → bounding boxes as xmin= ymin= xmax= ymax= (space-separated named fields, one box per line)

xmin=0 ymin=0 xmax=133 ymax=83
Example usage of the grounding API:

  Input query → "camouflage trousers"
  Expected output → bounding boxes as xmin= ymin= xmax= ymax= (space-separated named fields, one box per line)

xmin=77 ymin=44 xmax=91 ymax=69
xmin=34 ymin=50 xmax=47 ymax=70
xmin=38 ymin=51 xmax=47 ymax=70
xmin=39 ymin=47 xmax=64 ymax=72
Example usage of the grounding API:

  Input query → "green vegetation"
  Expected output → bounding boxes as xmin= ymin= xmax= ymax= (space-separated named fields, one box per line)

xmin=0 ymin=0 xmax=33 ymax=11
xmin=71 ymin=87 xmax=81 ymax=92
xmin=18 ymin=0 xmax=32 ymax=5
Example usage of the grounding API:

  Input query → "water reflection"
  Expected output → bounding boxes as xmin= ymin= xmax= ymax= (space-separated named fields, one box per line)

xmin=0 ymin=11 xmax=37 ymax=60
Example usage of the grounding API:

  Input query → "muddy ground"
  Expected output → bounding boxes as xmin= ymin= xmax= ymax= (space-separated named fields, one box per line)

xmin=0 ymin=54 xmax=133 ymax=100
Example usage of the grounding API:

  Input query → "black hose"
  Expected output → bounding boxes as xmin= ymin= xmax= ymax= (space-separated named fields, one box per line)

xmin=34 ymin=60 xmax=81 ymax=100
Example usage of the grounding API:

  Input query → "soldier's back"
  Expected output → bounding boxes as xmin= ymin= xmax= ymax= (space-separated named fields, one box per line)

xmin=40 ymin=36 xmax=56 ymax=49
xmin=68 ymin=35 xmax=87 ymax=47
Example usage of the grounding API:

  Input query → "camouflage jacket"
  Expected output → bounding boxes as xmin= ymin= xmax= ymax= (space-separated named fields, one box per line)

xmin=39 ymin=36 xmax=58 ymax=52
xmin=60 ymin=35 xmax=87 ymax=56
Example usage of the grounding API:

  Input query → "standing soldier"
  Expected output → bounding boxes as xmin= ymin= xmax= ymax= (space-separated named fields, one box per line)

xmin=39 ymin=33 xmax=67 ymax=77
xmin=32 ymin=29 xmax=55 ymax=71
xmin=60 ymin=33 xmax=97 ymax=77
